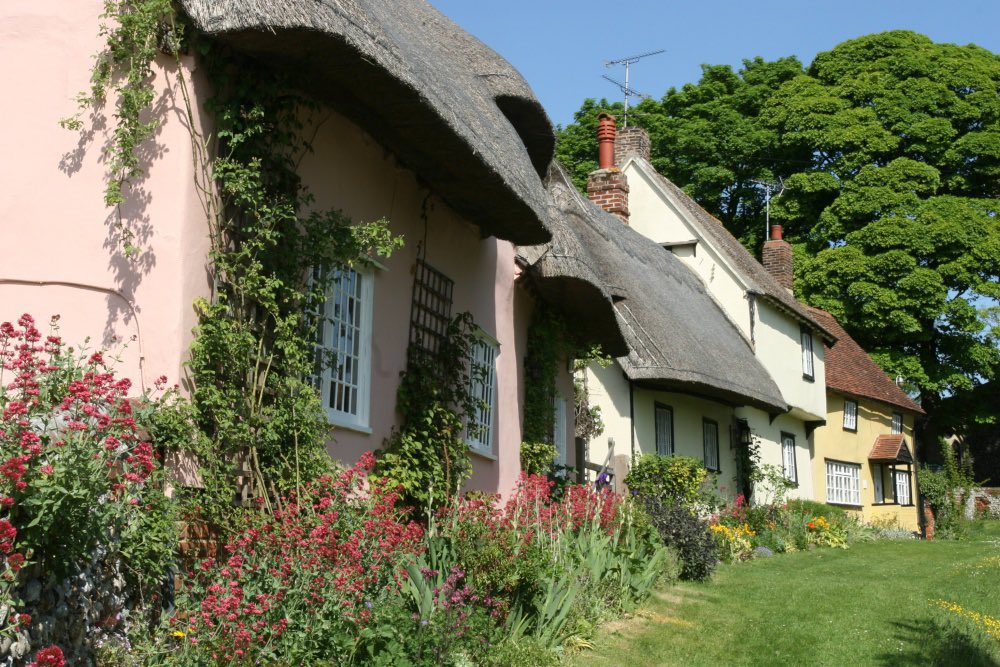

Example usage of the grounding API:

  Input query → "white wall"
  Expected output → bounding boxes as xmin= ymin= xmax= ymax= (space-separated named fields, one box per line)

xmin=625 ymin=163 xmax=753 ymax=339
xmin=754 ymin=302 xmax=826 ymax=420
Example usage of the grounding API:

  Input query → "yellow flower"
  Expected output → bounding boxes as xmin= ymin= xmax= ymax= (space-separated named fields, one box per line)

xmin=931 ymin=599 xmax=1000 ymax=641
xmin=171 ymin=630 xmax=186 ymax=639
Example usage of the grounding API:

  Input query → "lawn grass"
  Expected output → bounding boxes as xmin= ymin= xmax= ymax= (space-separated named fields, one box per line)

xmin=570 ymin=521 xmax=1000 ymax=666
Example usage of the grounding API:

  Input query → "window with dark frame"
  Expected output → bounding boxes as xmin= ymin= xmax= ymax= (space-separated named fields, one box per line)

xmin=781 ymin=432 xmax=797 ymax=483
xmin=800 ymin=330 xmax=814 ymax=380
xmin=843 ymin=399 xmax=858 ymax=431
xmin=655 ymin=404 xmax=674 ymax=456
xmin=891 ymin=412 xmax=903 ymax=435
xmin=703 ymin=419 xmax=720 ymax=471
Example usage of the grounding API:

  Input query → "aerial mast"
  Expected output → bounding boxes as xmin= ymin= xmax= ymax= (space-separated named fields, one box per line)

xmin=603 ymin=49 xmax=664 ymax=127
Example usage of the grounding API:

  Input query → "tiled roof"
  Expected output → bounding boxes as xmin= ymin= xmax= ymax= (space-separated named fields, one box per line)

xmin=806 ymin=307 xmax=924 ymax=415
xmin=869 ymin=434 xmax=914 ymax=463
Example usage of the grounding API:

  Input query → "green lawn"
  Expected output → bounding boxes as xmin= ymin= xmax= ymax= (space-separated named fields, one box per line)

xmin=570 ymin=522 xmax=1000 ymax=667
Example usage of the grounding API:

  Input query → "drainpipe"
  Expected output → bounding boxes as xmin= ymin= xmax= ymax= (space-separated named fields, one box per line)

xmin=628 ymin=378 xmax=636 ymax=461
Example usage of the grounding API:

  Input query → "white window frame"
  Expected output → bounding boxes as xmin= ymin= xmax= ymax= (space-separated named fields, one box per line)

xmin=895 ymin=469 xmax=912 ymax=505
xmin=317 ymin=267 xmax=374 ymax=432
xmin=891 ymin=412 xmax=903 ymax=435
xmin=781 ymin=432 xmax=798 ymax=484
xmin=655 ymin=404 xmax=674 ymax=456
xmin=843 ymin=400 xmax=858 ymax=431
xmin=466 ymin=330 xmax=498 ymax=455
xmin=826 ymin=460 xmax=861 ymax=505
xmin=801 ymin=330 xmax=814 ymax=380
xmin=703 ymin=419 xmax=720 ymax=472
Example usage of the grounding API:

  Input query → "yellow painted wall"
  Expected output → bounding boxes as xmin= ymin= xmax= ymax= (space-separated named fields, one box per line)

xmin=811 ymin=391 xmax=920 ymax=530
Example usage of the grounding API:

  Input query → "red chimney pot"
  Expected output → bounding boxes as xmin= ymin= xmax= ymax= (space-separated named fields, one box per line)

xmin=770 ymin=224 xmax=783 ymax=241
xmin=597 ymin=113 xmax=617 ymax=169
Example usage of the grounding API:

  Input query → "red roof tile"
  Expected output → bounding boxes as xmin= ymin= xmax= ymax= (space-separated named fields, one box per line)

xmin=806 ymin=307 xmax=924 ymax=415
xmin=869 ymin=434 xmax=914 ymax=462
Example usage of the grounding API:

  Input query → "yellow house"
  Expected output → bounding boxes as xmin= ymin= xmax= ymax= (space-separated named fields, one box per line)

xmin=807 ymin=308 xmax=925 ymax=530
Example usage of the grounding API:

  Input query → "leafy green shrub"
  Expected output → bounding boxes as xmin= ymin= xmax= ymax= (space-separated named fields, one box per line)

xmin=919 ymin=439 xmax=976 ymax=539
xmin=625 ymin=455 xmax=712 ymax=509
xmin=521 ymin=441 xmax=557 ymax=476
xmin=641 ymin=497 xmax=718 ymax=581
xmin=787 ymin=499 xmax=849 ymax=523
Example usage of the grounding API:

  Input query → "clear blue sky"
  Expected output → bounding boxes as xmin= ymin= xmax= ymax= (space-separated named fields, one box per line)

xmin=429 ymin=1 xmax=1000 ymax=128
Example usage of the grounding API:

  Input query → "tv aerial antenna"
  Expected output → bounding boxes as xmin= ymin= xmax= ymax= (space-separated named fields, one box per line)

xmin=750 ymin=178 xmax=785 ymax=240
xmin=604 ymin=49 xmax=664 ymax=127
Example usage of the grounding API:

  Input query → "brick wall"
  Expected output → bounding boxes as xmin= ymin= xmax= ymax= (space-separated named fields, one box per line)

xmin=614 ymin=126 xmax=651 ymax=164
xmin=587 ymin=169 xmax=630 ymax=224
xmin=762 ymin=238 xmax=794 ymax=291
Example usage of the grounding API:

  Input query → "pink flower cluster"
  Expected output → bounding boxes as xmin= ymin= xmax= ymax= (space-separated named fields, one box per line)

xmin=0 ymin=314 xmax=159 ymax=658
xmin=174 ymin=453 xmax=425 ymax=662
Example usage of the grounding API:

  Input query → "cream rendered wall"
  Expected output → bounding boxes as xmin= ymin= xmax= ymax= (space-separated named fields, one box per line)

xmin=1 ymin=1 xmax=211 ymax=391
xmin=754 ymin=303 xmax=826 ymax=420
xmin=736 ymin=408 xmax=815 ymax=502
xmin=812 ymin=393 xmax=920 ymax=530
xmin=624 ymin=163 xmax=752 ymax=338
xmin=582 ymin=362 xmax=633 ymax=477
xmin=632 ymin=389 xmax=740 ymax=497
xmin=583 ymin=361 xmax=744 ymax=499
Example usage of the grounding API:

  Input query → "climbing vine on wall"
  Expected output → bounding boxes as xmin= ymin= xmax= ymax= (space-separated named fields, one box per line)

xmin=377 ymin=313 xmax=479 ymax=514
xmin=65 ymin=2 xmax=402 ymax=526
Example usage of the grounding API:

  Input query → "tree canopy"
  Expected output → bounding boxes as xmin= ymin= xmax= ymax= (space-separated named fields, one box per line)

xmin=556 ymin=31 xmax=1000 ymax=446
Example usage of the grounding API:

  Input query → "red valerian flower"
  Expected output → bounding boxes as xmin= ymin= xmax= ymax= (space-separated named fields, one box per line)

xmin=28 ymin=645 xmax=65 ymax=667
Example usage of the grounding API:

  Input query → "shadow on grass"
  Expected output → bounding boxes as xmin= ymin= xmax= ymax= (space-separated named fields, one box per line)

xmin=878 ymin=618 xmax=999 ymax=666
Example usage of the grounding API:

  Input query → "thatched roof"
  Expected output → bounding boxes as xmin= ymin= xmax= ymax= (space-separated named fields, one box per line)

xmin=179 ymin=0 xmax=553 ymax=245
xmin=623 ymin=158 xmax=836 ymax=343
xmin=520 ymin=164 xmax=788 ymax=414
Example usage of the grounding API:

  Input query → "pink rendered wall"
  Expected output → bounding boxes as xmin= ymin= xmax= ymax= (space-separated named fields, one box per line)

xmin=0 ymin=1 xmax=212 ymax=391
xmin=297 ymin=110 xmax=532 ymax=498
xmin=2 ymin=1 xmax=534 ymax=497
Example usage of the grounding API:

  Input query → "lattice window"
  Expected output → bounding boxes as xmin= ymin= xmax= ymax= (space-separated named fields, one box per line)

xmin=843 ymin=400 xmax=858 ymax=431
xmin=782 ymin=432 xmax=798 ymax=483
xmin=317 ymin=267 xmax=373 ymax=430
xmin=408 ymin=260 xmax=454 ymax=357
xmin=891 ymin=412 xmax=903 ymax=435
xmin=466 ymin=332 xmax=497 ymax=453
xmin=895 ymin=470 xmax=912 ymax=505
xmin=826 ymin=461 xmax=861 ymax=505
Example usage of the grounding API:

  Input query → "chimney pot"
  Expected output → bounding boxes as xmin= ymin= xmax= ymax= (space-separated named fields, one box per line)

xmin=770 ymin=224 xmax=783 ymax=241
xmin=597 ymin=113 xmax=617 ymax=169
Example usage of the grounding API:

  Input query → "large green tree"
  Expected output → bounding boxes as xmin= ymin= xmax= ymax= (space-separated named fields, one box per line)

xmin=556 ymin=31 xmax=1000 ymax=450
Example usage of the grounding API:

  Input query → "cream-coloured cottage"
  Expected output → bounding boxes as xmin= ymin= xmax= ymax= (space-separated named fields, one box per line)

xmin=580 ymin=116 xmax=836 ymax=501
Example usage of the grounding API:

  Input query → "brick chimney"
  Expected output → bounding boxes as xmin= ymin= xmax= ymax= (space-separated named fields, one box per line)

xmin=587 ymin=113 xmax=629 ymax=224
xmin=614 ymin=125 xmax=651 ymax=165
xmin=762 ymin=224 xmax=794 ymax=293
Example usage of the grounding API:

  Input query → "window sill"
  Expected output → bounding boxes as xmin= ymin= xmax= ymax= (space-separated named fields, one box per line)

xmin=842 ymin=427 xmax=857 ymax=433
xmin=802 ymin=374 xmax=815 ymax=383
xmin=330 ymin=419 xmax=372 ymax=435
xmin=468 ymin=446 xmax=497 ymax=462
xmin=826 ymin=502 xmax=863 ymax=509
